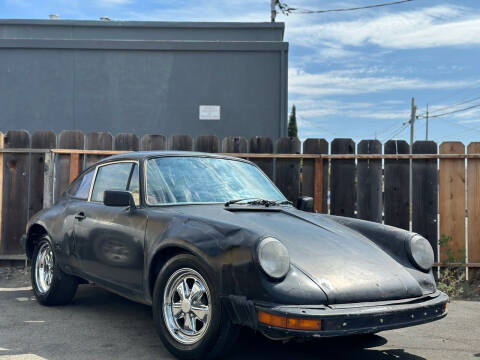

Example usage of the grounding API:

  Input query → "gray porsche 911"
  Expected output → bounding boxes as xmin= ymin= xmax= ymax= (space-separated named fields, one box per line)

xmin=23 ymin=151 xmax=448 ymax=359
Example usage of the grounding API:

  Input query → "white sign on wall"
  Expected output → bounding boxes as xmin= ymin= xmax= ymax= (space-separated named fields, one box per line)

xmin=199 ymin=105 xmax=221 ymax=120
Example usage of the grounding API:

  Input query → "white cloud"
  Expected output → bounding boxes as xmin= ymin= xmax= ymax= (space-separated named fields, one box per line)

xmin=288 ymin=67 xmax=480 ymax=96
xmin=286 ymin=5 xmax=480 ymax=50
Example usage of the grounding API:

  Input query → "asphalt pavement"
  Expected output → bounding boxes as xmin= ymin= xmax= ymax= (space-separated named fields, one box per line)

xmin=0 ymin=265 xmax=479 ymax=360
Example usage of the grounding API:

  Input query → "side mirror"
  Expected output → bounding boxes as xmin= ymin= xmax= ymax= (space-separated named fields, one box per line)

xmin=296 ymin=196 xmax=314 ymax=212
xmin=104 ymin=190 xmax=136 ymax=211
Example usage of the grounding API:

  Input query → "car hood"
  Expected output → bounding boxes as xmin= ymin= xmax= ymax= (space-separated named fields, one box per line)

xmin=163 ymin=205 xmax=424 ymax=304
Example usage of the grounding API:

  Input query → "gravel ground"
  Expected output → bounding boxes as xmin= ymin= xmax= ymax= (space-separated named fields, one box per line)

xmin=0 ymin=265 xmax=479 ymax=360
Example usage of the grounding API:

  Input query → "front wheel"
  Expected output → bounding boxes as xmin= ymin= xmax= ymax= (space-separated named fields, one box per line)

xmin=153 ymin=254 xmax=239 ymax=360
xmin=31 ymin=236 xmax=78 ymax=305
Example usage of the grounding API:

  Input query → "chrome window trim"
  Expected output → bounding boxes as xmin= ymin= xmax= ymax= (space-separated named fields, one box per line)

xmin=88 ymin=160 xmax=140 ymax=203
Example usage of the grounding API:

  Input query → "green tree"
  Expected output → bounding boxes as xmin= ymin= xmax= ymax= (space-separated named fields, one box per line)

xmin=288 ymin=104 xmax=298 ymax=137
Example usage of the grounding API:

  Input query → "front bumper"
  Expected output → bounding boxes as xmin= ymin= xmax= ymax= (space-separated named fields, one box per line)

xmin=225 ymin=290 xmax=448 ymax=338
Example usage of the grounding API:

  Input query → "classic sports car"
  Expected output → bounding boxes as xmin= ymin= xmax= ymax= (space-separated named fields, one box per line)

xmin=23 ymin=152 xmax=448 ymax=359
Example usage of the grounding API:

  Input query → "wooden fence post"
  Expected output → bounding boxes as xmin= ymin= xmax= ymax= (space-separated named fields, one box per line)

xmin=302 ymin=138 xmax=328 ymax=213
xmin=439 ymin=142 xmax=466 ymax=262
xmin=276 ymin=137 xmax=301 ymax=202
xmin=43 ymin=151 xmax=54 ymax=209
xmin=384 ymin=140 xmax=410 ymax=230
xmin=69 ymin=153 xmax=81 ymax=183
xmin=1 ymin=130 xmax=31 ymax=255
xmin=169 ymin=135 xmax=193 ymax=151
xmin=412 ymin=141 xmax=438 ymax=260
xmin=141 ymin=134 xmax=167 ymax=151
xmin=357 ymin=140 xmax=382 ymax=222
xmin=195 ymin=135 xmax=219 ymax=153
xmin=55 ymin=130 xmax=85 ymax=201
xmin=30 ymin=131 xmax=56 ymax=216
xmin=330 ymin=138 xmax=355 ymax=217
xmin=222 ymin=137 xmax=247 ymax=153
xmin=249 ymin=136 xmax=274 ymax=180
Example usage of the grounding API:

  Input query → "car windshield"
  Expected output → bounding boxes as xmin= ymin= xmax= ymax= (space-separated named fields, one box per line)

xmin=145 ymin=156 xmax=285 ymax=205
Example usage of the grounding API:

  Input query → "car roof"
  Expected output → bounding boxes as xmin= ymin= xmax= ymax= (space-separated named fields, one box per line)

xmin=95 ymin=151 xmax=250 ymax=165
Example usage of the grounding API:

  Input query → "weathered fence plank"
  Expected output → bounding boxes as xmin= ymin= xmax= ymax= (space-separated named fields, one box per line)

xmin=86 ymin=132 xmax=113 ymax=167
xmin=467 ymin=142 xmax=480 ymax=269
xmin=412 ymin=141 xmax=438 ymax=260
xmin=114 ymin=133 xmax=139 ymax=151
xmin=29 ymin=131 xmax=56 ymax=218
xmin=195 ymin=135 xmax=219 ymax=153
xmin=384 ymin=140 xmax=410 ymax=230
xmin=330 ymin=138 xmax=355 ymax=217
xmin=302 ymin=138 xmax=328 ymax=213
xmin=55 ymin=130 xmax=85 ymax=200
xmin=439 ymin=142 xmax=466 ymax=262
xmin=1 ymin=130 xmax=30 ymax=255
xmin=249 ymin=136 xmax=274 ymax=179
xmin=357 ymin=140 xmax=382 ymax=222
xmin=275 ymin=137 xmax=301 ymax=202
xmin=222 ymin=137 xmax=248 ymax=153
xmin=169 ymin=135 xmax=193 ymax=151
xmin=141 ymin=134 xmax=167 ymax=151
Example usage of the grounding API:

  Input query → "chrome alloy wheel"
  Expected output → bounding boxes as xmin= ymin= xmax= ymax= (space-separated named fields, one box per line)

xmin=163 ymin=268 xmax=212 ymax=345
xmin=35 ymin=242 xmax=54 ymax=294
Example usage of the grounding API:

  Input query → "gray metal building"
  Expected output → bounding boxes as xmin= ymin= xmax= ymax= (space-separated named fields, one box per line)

xmin=0 ymin=19 xmax=288 ymax=139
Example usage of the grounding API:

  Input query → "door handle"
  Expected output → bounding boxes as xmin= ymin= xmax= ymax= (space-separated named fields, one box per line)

xmin=74 ymin=212 xmax=86 ymax=221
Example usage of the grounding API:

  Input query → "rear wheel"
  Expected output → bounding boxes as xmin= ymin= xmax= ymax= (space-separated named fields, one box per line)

xmin=31 ymin=236 xmax=78 ymax=305
xmin=153 ymin=254 xmax=239 ymax=359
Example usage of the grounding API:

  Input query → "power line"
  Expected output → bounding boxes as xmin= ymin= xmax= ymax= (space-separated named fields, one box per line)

xmin=381 ymin=122 xmax=410 ymax=143
xmin=418 ymin=95 xmax=480 ymax=117
xmin=419 ymin=84 xmax=480 ymax=110
xmin=417 ymin=103 xmax=480 ymax=119
xmin=277 ymin=0 xmax=416 ymax=15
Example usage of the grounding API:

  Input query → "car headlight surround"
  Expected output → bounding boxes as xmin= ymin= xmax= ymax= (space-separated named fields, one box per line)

xmin=408 ymin=234 xmax=434 ymax=272
xmin=257 ymin=237 xmax=290 ymax=280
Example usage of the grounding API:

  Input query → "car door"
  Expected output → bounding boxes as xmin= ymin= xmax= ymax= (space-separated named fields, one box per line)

xmin=73 ymin=161 xmax=147 ymax=297
xmin=61 ymin=167 xmax=96 ymax=273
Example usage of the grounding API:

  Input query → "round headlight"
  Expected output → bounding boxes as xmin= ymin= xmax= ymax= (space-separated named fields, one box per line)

xmin=409 ymin=234 xmax=434 ymax=271
xmin=257 ymin=237 xmax=290 ymax=280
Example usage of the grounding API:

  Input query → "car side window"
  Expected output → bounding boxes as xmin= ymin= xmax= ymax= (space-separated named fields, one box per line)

xmin=91 ymin=162 xmax=134 ymax=203
xmin=127 ymin=163 xmax=140 ymax=206
xmin=68 ymin=169 xmax=95 ymax=200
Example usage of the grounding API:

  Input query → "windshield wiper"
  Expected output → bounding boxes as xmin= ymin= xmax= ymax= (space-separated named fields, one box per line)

xmin=224 ymin=198 xmax=263 ymax=207
xmin=273 ymin=200 xmax=293 ymax=206
xmin=224 ymin=198 xmax=293 ymax=207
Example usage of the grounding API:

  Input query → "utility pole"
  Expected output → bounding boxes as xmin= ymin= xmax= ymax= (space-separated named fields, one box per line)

xmin=409 ymin=97 xmax=416 ymax=231
xmin=271 ymin=0 xmax=277 ymax=22
xmin=425 ymin=104 xmax=429 ymax=141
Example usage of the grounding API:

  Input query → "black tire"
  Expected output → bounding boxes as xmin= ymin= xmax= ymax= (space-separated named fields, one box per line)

xmin=153 ymin=254 xmax=239 ymax=360
xmin=31 ymin=236 xmax=78 ymax=306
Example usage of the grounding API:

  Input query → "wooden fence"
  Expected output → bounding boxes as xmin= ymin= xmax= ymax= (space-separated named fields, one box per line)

xmin=0 ymin=130 xmax=479 ymax=272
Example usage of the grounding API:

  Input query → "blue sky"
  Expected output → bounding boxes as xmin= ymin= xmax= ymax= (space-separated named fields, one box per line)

xmin=1 ymin=0 xmax=480 ymax=144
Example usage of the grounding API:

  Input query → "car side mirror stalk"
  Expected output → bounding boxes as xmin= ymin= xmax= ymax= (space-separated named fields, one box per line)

xmin=104 ymin=190 xmax=136 ymax=213
xmin=296 ymin=196 xmax=314 ymax=212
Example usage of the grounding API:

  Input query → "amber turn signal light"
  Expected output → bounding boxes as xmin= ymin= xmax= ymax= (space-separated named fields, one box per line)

xmin=258 ymin=311 xmax=287 ymax=328
xmin=257 ymin=311 xmax=322 ymax=331
xmin=286 ymin=317 xmax=322 ymax=331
